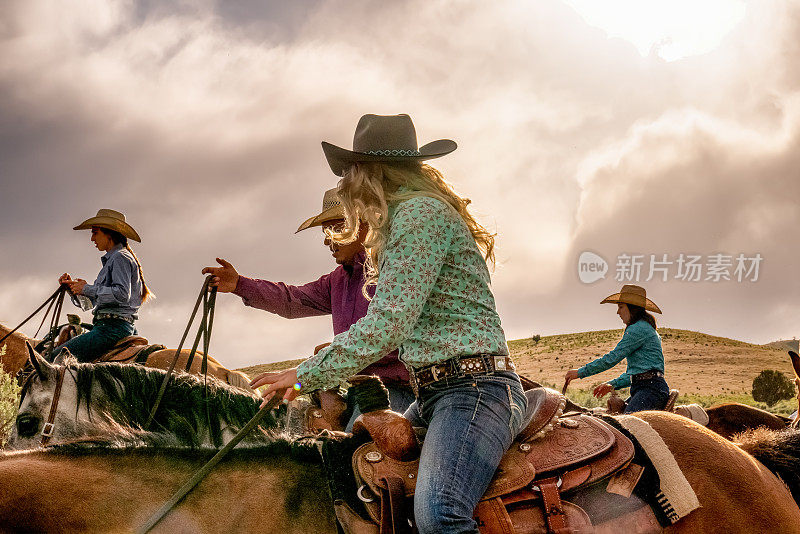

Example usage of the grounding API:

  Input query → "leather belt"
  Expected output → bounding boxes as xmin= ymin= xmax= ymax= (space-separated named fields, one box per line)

xmin=631 ymin=369 xmax=664 ymax=383
xmin=94 ymin=313 xmax=135 ymax=324
xmin=409 ymin=355 xmax=515 ymax=395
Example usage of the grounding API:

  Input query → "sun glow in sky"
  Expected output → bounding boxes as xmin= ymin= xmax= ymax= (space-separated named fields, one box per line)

xmin=563 ymin=0 xmax=747 ymax=61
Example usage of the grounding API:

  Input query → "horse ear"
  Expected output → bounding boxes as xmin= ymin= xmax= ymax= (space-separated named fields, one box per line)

xmin=26 ymin=341 xmax=53 ymax=381
xmin=789 ymin=351 xmax=800 ymax=380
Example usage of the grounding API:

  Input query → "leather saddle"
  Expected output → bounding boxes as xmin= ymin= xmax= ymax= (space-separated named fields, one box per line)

xmin=339 ymin=388 xmax=644 ymax=534
xmin=93 ymin=336 xmax=163 ymax=364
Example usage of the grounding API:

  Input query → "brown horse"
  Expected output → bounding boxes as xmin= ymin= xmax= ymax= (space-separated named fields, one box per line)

xmin=0 ymin=443 xmax=336 ymax=533
xmin=1 ymin=411 xmax=799 ymax=533
xmin=704 ymin=403 xmax=791 ymax=440
xmin=0 ymin=322 xmax=251 ymax=390
xmin=701 ymin=351 xmax=800 ymax=440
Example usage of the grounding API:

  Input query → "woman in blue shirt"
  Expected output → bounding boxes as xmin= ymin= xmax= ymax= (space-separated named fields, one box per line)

xmin=565 ymin=284 xmax=669 ymax=413
xmin=52 ymin=209 xmax=152 ymax=362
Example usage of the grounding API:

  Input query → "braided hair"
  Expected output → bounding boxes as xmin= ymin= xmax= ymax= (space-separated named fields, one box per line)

xmin=102 ymin=229 xmax=154 ymax=303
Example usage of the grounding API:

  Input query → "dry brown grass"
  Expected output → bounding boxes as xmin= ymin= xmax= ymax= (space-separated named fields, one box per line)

xmin=511 ymin=328 xmax=795 ymax=396
xmin=237 ymin=328 xmax=797 ymax=398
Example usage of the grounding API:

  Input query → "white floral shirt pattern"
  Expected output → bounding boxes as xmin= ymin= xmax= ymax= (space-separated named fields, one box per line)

xmin=296 ymin=195 xmax=508 ymax=391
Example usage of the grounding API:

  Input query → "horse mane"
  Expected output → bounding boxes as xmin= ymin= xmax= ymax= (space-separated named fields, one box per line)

xmin=32 ymin=425 xmax=327 ymax=465
xmin=66 ymin=360 xmax=283 ymax=447
xmin=737 ymin=427 xmax=800 ymax=504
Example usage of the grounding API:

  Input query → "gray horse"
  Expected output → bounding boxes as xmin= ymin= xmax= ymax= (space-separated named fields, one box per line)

xmin=9 ymin=344 xmax=305 ymax=450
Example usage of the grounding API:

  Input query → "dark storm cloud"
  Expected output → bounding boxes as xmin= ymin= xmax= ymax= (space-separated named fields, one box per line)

xmin=0 ymin=0 xmax=797 ymax=368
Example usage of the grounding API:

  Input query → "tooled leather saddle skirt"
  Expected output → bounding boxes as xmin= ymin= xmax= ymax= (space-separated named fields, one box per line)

xmin=339 ymin=388 xmax=662 ymax=534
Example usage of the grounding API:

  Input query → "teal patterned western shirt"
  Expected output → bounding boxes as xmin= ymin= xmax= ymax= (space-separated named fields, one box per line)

xmin=296 ymin=194 xmax=508 ymax=391
xmin=577 ymin=320 xmax=664 ymax=389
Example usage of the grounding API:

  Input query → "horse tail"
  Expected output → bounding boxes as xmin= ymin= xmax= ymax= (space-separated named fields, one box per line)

xmin=738 ymin=427 xmax=800 ymax=506
xmin=226 ymin=369 xmax=253 ymax=392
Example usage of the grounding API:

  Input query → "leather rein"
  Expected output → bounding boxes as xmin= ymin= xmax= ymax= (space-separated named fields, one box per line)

xmin=0 ymin=285 xmax=68 ymax=353
xmin=145 ymin=275 xmax=217 ymax=429
xmin=40 ymin=366 xmax=67 ymax=446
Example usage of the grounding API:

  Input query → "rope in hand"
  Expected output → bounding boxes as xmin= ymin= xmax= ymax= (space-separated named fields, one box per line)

xmin=136 ymin=390 xmax=286 ymax=534
xmin=145 ymin=275 xmax=217 ymax=429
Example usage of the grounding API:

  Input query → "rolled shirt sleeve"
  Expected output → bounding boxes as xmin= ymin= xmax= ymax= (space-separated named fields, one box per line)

xmin=233 ymin=275 xmax=332 ymax=319
xmin=297 ymin=196 xmax=455 ymax=391
xmin=578 ymin=325 xmax=647 ymax=389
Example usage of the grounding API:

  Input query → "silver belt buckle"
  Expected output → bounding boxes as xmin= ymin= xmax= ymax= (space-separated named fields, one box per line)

xmin=493 ymin=356 xmax=507 ymax=371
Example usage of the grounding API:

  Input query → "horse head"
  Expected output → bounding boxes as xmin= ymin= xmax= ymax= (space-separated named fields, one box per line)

xmin=8 ymin=343 xmax=98 ymax=450
xmin=9 ymin=356 xmax=300 ymax=450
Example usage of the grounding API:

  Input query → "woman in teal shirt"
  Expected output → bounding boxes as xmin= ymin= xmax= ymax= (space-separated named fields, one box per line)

xmin=252 ymin=114 xmax=526 ymax=533
xmin=565 ymin=284 xmax=669 ymax=413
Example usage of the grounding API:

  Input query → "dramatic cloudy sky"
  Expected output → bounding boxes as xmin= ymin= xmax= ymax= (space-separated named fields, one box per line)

xmin=1 ymin=0 xmax=798 ymax=370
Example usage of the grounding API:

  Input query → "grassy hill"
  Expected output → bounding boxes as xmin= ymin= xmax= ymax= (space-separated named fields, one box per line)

xmin=765 ymin=339 xmax=800 ymax=352
xmin=238 ymin=328 xmax=799 ymax=416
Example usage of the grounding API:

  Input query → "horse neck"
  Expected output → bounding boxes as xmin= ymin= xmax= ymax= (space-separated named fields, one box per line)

xmin=100 ymin=366 xmax=267 ymax=447
xmin=0 ymin=322 xmax=36 ymax=343
xmin=0 ymin=448 xmax=337 ymax=533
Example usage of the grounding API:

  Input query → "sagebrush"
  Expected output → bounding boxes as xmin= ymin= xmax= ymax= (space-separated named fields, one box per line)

xmin=752 ymin=370 xmax=795 ymax=407
xmin=0 ymin=344 xmax=21 ymax=447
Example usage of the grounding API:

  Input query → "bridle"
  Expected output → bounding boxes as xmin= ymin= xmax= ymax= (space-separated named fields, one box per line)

xmin=19 ymin=363 xmax=68 ymax=447
xmin=40 ymin=366 xmax=67 ymax=446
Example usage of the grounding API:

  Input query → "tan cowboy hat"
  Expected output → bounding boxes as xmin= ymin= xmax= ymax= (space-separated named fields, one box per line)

xmin=73 ymin=209 xmax=141 ymax=242
xmin=296 ymin=188 xmax=346 ymax=233
xmin=321 ymin=114 xmax=457 ymax=176
xmin=601 ymin=284 xmax=662 ymax=314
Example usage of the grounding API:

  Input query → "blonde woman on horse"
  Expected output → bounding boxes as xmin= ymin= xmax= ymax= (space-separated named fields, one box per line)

xmin=53 ymin=209 xmax=152 ymax=362
xmin=565 ymin=284 xmax=669 ymax=413
xmin=252 ymin=114 xmax=527 ymax=534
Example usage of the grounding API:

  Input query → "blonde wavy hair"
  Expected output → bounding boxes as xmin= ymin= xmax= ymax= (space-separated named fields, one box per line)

xmin=328 ymin=162 xmax=495 ymax=298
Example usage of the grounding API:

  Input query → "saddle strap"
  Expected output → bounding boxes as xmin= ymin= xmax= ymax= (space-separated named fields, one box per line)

xmin=537 ymin=477 xmax=570 ymax=534
xmin=379 ymin=476 xmax=411 ymax=534
xmin=474 ymin=497 xmax=516 ymax=534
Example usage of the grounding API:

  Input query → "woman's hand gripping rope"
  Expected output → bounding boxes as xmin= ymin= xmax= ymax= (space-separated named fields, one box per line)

xmin=250 ymin=367 xmax=302 ymax=408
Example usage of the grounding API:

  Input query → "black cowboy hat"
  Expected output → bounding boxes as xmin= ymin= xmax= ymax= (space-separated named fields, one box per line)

xmin=321 ymin=114 xmax=457 ymax=177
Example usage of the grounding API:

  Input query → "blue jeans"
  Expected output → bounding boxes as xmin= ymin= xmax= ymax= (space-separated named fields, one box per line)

xmin=49 ymin=318 xmax=135 ymax=363
xmin=403 ymin=371 xmax=527 ymax=534
xmin=624 ymin=376 xmax=670 ymax=413
xmin=345 ymin=384 xmax=416 ymax=432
